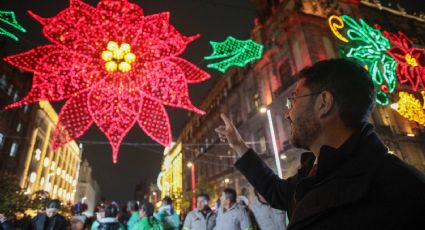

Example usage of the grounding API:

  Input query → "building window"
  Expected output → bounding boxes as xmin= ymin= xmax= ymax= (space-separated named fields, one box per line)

xmin=10 ymin=142 xmax=18 ymax=157
xmin=16 ymin=123 xmax=22 ymax=132
xmin=0 ymin=74 xmax=7 ymax=90
xmin=0 ymin=132 xmax=4 ymax=149
xmin=7 ymin=84 xmax=13 ymax=96
xmin=13 ymin=91 xmax=19 ymax=102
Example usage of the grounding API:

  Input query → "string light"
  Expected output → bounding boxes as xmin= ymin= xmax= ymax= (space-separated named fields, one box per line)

xmin=328 ymin=15 xmax=397 ymax=106
xmin=383 ymin=30 xmax=425 ymax=92
xmin=3 ymin=0 xmax=210 ymax=163
xmin=394 ymin=91 xmax=425 ymax=126
xmin=328 ymin=15 xmax=348 ymax=43
xmin=205 ymin=36 xmax=263 ymax=73
xmin=0 ymin=10 xmax=26 ymax=41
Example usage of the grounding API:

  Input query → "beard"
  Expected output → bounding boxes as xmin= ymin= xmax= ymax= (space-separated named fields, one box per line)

xmin=290 ymin=107 xmax=321 ymax=149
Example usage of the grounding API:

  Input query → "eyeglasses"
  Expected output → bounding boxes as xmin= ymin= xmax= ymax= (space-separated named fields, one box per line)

xmin=286 ymin=92 xmax=321 ymax=110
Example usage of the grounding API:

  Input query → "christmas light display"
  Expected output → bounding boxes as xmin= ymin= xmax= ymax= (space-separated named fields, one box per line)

xmin=383 ymin=31 xmax=425 ymax=92
xmin=328 ymin=15 xmax=397 ymax=106
xmin=4 ymin=0 xmax=210 ymax=163
xmin=394 ymin=91 xmax=425 ymax=126
xmin=0 ymin=11 xmax=26 ymax=41
xmin=205 ymin=36 xmax=263 ymax=73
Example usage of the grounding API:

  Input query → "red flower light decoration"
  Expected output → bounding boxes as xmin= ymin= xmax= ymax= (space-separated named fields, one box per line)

xmin=383 ymin=30 xmax=425 ymax=91
xmin=4 ymin=0 xmax=210 ymax=163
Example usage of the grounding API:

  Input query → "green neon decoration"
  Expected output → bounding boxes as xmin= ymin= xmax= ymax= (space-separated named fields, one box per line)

xmin=0 ymin=11 xmax=26 ymax=41
xmin=205 ymin=36 xmax=263 ymax=73
xmin=329 ymin=15 xmax=397 ymax=106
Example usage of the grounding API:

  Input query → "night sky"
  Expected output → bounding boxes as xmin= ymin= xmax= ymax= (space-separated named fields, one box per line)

xmin=0 ymin=0 xmax=423 ymax=204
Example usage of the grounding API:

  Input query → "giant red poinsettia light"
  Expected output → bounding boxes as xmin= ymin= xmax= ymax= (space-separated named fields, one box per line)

xmin=4 ymin=0 xmax=210 ymax=163
xmin=383 ymin=30 xmax=425 ymax=91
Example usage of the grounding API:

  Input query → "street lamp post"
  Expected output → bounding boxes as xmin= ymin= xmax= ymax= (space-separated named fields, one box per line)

xmin=260 ymin=107 xmax=283 ymax=178
xmin=187 ymin=162 xmax=196 ymax=210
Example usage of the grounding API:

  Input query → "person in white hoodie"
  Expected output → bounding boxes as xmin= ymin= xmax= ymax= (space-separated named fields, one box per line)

xmin=250 ymin=190 xmax=287 ymax=230
xmin=155 ymin=196 xmax=179 ymax=230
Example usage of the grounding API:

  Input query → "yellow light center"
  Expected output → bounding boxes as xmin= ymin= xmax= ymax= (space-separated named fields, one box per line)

xmin=102 ymin=41 xmax=136 ymax=73
xmin=405 ymin=54 xmax=418 ymax=67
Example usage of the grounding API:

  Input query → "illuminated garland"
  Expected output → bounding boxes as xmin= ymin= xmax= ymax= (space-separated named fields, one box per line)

xmin=393 ymin=91 xmax=425 ymax=126
xmin=383 ymin=31 xmax=425 ymax=92
xmin=205 ymin=36 xmax=263 ymax=73
xmin=0 ymin=11 xmax=26 ymax=41
xmin=4 ymin=0 xmax=210 ymax=163
xmin=328 ymin=15 xmax=397 ymax=106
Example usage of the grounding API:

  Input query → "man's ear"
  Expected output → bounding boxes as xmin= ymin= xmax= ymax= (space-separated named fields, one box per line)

xmin=316 ymin=91 xmax=334 ymax=118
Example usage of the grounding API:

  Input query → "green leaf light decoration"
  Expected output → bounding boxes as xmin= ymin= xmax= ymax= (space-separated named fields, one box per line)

xmin=0 ymin=11 xmax=26 ymax=41
xmin=328 ymin=15 xmax=397 ymax=106
xmin=205 ymin=36 xmax=263 ymax=73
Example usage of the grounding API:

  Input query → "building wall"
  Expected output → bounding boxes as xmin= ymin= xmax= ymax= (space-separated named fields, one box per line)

xmin=75 ymin=159 xmax=100 ymax=216
xmin=20 ymin=102 xmax=82 ymax=204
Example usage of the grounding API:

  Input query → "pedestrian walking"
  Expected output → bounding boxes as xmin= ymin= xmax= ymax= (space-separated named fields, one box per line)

xmin=132 ymin=203 xmax=161 ymax=230
xmin=126 ymin=201 xmax=139 ymax=230
xmin=215 ymin=58 xmax=425 ymax=229
xmin=182 ymin=193 xmax=216 ymax=230
xmin=155 ymin=197 xmax=178 ymax=230
xmin=251 ymin=191 xmax=286 ymax=230
xmin=98 ymin=203 xmax=125 ymax=230
xmin=31 ymin=200 xmax=67 ymax=230
xmin=215 ymin=188 xmax=251 ymax=230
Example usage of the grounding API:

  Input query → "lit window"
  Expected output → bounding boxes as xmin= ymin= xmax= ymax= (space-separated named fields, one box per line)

xmin=16 ymin=123 xmax=22 ymax=132
xmin=9 ymin=142 xmax=18 ymax=157
xmin=34 ymin=148 xmax=41 ymax=160
xmin=0 ymin=132 xmax=4 ymax=149
xmin=29 ymin=172 xmax=37 ymax=183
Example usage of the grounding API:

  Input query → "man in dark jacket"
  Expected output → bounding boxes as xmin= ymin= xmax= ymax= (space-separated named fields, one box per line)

xmin=215 ymin=58 xmax=425 ymax=229
xmin=31 ymin=200 xmax=67 ymax=230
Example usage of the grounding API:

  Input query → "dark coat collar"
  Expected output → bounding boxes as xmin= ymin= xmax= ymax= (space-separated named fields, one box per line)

xmin=289 ymin=123 xmax=388 ymax=229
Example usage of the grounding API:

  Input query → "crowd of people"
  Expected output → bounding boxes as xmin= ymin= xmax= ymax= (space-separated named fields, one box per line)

xmin=0 ymin=186 xmax=290 ymax=230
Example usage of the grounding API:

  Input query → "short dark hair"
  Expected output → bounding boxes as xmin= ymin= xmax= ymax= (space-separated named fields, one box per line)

xmin=223 ymin=188 xmax=237 ymax=203
xmin=47 ymin=199 xmax=61 ymax=209
xmin=299 ymin=58 xmax=376 ymax=128
xmin=162 ymin=196 xmax=172 ymax=205
xmin=141 ymin=203 xmax=154 ymax=217
xmin=197 ymin=192 xmax=210 ymax=201
xmin=127 ymin=200 xmax=139 ymax=212
xmin=104 ymin=204 xmax=119 ymax=218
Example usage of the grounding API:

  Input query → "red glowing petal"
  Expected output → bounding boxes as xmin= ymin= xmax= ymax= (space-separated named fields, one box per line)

xmin=30 ymin=1 xmax=98 ymax=52
xmin=4 ymin=45 xmax=62 ymax=72
xmin=138 ymin=96 xmax=172 ymax=147
xmin=6 ymin=51 xmax=101 ymax=108
xmin=88 ymin=76 xmax=141 ymax=163
xmin=134 ymin=12 xmax=197 ymax=61
xmin=171 ymin=57 xmax=211 ymax=83
xmin=97 ymin=0 xmax=145 ymax=42
xmin=136 ymin=61 xmax=205 ymax=114
xmin=52 ymin=91 xmax=93 ymax=149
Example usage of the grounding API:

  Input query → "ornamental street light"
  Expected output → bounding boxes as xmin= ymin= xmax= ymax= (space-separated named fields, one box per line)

xmin=260 ymin=106 xmax=283 ymax=178
xmin=187 ymin=162 xmax=196 ymax=210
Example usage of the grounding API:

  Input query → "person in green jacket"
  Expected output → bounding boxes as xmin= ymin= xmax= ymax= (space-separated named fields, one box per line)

xmin=133 ymin=203 xmax=162 ymax=230
xmin=126 ymin=200 xmax=140 ymax=230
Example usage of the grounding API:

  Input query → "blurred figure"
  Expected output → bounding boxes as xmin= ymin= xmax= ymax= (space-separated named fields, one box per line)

xmin=71 ymin=203 xmax=88 ymax=230
xmin=215 ymin=188 xmax=251 ymax=230
xmin=132 ymin=203 xmax=161 ymax=230
xmin=126 ymin=201 xmax=139 ymax=230
xmin=98 ymin=204 xmax=125 ymax=230
xmin=0 ymin=213 xmax=15 ymax=230
xmin=183 ymin=193 xmax=216 ymax=230
xmin=31 ymin=200 xmax=67 ymax=230
xmin=251 ymin=190 xmax=286 ymax=230
xmin=238 ymin=196 xmax=259 ymax=230
xmin=91 ymin=204 xmax=105 ymax=230
xmin=155 ymin=197 xmax=179 ymax=230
